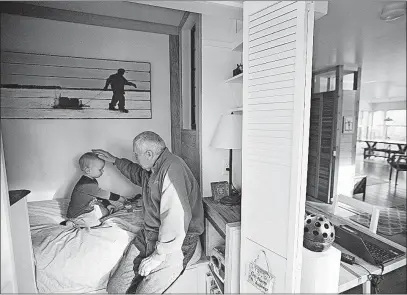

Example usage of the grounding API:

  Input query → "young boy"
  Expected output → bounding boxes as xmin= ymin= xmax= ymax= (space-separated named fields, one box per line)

xmin=61 ymin=152 xmax=125 ymax=228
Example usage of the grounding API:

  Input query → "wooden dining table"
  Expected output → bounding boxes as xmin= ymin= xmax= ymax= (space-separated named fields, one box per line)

xmin=358 ymin=139 xmax=407 ymax=160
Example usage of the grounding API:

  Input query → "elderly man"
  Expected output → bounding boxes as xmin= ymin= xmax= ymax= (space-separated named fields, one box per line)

xmin=92 ymin=131 xmax=204 ymax=294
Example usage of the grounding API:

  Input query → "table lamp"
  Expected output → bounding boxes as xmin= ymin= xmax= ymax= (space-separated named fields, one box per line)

xmin=210 ymin=112 xmax=242 ymax=205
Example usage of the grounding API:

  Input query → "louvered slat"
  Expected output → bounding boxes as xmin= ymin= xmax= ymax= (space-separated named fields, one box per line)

xmin=241 ymin=1 xmax=314 ymax=293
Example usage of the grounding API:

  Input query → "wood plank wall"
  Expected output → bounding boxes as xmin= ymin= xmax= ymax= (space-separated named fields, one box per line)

xmin=0 ymin=51 xmax=152 ymax=119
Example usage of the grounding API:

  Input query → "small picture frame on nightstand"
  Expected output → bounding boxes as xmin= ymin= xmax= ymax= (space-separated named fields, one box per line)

xmin=211 ymin=181 xmax=229 ymax=201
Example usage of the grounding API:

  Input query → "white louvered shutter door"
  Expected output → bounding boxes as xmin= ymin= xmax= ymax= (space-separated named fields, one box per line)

xmin=240 ymin=1 xmax=315 ymax=293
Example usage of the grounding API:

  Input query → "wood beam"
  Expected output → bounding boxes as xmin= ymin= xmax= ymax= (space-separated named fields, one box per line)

xmin=0 ymin=2 xmax=179 ymax=35
xmin=169 ymin=35 xmax=181 ymax=156
xmin=178 ymin=11 xmax=190 ymax=32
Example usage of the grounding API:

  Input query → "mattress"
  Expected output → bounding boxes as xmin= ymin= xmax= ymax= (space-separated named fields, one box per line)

xmin=28 ymin=199 xmax=144 ymax=293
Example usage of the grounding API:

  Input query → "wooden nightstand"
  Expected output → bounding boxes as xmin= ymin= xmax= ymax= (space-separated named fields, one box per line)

xmin=203 ymin=197 xmax=241 ymax=294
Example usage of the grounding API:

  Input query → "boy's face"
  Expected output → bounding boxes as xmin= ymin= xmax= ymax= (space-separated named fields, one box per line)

xmin=86 ymin=159 xmax=105 ymax=178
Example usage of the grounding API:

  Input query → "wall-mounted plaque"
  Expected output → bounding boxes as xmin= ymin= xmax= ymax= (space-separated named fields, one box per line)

xmin=247 ymin=250 xmax=275 ymax=293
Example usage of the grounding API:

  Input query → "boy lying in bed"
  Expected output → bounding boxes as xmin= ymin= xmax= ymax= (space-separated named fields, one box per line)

xmin=60 ymin=152 xmax=127 ymax=229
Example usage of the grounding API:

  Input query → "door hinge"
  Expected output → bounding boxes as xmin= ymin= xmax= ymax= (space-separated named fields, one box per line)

xmin=306 ymin=1 xmax=311 ymax=12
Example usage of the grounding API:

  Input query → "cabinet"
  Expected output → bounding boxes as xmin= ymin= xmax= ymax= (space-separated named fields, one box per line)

xmin=8 ymin=191 xmax=37 ymax=293
xmin=1 ymin=139 xmax=18 ymax=294
xmin=1 ymin=135 xmax=37 ymax=293
xmin=166 ymin=260 xmax=208 ymax=293
xmin=203 ymin=197 xmax=241 ymax=294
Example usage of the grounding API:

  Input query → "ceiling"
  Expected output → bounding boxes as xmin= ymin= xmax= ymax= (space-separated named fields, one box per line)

xmin=313 ymin=0 xmax=406 ymax=104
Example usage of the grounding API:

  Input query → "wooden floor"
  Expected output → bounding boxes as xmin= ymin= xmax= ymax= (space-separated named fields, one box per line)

xmin=354 ymin=155 xmax=406 ymax=208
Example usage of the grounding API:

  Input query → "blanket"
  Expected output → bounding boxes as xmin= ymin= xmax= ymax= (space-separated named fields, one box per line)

xmin=28 ymin=199 xmax=144 ymax=293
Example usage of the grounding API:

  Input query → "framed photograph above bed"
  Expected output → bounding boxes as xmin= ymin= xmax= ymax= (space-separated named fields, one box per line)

xmin=0 ymin=51 xmax=152 ymax=119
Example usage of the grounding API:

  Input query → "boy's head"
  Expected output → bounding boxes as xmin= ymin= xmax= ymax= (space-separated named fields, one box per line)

xmin=79 ymin=152 xmax=105 ymax=178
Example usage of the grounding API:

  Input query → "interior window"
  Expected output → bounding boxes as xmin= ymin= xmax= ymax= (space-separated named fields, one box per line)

xmin=384 ymin=109 xmax=406 ymax=141
xmin=357 ymin=111 xmax=369 ymax=140
xmin=370 ymin=111 xmax=385 ymax=140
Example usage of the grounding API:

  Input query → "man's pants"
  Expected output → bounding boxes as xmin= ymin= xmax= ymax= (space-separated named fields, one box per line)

xmin=110 ymin=93 xmax=125 ymax=109
xmin=107 ymin=229 xmax=199 ymax=294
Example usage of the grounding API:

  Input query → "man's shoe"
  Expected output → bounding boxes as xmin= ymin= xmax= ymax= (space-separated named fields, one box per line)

xmin=108 ymin=104 xmax=117 ymax=111
xmin=119 ymin=108 xmax=129 ymax=113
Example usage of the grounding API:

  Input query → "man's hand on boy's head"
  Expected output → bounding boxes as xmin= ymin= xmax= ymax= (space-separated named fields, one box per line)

xmin=92 ymin=149 xmax=117 ymax=163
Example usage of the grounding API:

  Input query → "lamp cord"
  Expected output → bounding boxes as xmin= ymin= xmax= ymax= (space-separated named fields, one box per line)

xmin=354 ymin=262 xmax=384 ymax=294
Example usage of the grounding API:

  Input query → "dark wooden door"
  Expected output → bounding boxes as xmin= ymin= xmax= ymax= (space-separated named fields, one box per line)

xmin=306 ymin=91 xmax=337 ymax=203
xmin=170 ymin=18 xmax=201 ymax=187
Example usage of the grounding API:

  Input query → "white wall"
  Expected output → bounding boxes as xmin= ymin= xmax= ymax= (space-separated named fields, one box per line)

xmin=201 ymin=15 xmax=242 ymax=197
xmin=0 ymin=14 xmax=171 ymax=201
xmin=359 ymin=99 xmax=371 ymax=112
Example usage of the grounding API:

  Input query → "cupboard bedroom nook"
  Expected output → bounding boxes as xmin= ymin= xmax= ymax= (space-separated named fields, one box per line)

xmin=1 ymin=1 xmax=406 ymax=294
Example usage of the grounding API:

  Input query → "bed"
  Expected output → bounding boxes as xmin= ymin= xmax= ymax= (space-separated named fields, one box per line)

xmin=28 ymin=199 xmax=144 ymax=293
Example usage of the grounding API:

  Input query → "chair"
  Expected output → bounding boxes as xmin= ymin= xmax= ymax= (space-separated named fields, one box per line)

xmin=389 ymin=155 xmax=407 ymax=186
xmin=353 ymin=176 xmax=367 ymax=201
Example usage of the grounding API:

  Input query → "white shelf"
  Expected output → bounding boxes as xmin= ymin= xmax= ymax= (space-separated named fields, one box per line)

xmin=225 ymin=73 xmax=242 ymax=83
xmin=229 ymin=107 xmax=243 ymax=113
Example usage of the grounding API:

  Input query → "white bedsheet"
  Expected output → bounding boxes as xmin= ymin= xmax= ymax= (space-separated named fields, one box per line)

xmin=28 ymin=199 xmax=144 ymax=293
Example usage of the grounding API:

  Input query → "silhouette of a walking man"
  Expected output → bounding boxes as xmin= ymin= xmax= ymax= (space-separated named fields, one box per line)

xmin=103 ymin=68 xmax=137 ymax=113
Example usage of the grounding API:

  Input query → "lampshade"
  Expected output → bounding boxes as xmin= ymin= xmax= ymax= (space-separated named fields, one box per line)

xmin=210 ymin=113 xmax=242 ymax=150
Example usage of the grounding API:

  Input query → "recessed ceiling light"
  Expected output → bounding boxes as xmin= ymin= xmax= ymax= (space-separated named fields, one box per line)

xmin=380 ymin=2 xmax=406 ymax=22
